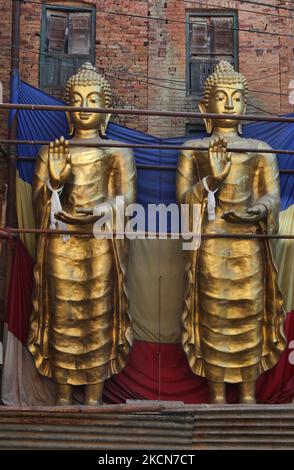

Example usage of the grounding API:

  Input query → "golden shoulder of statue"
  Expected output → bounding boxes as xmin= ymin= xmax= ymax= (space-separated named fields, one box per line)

xmin=28 ymin=63 xmax=136 ymax=406
xmin=176 ymin=60 xmax=286 ymax=404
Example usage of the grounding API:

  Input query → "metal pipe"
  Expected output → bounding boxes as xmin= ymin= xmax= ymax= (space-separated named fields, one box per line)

xmin=13 ymin=158 xmax=294 ymax=173
xmin=0 ymin=227 xmax=293 ymax=239
xmin=1 ymin=102 xmax=294 ymax=123
xmin=7 ymin=0 xmax=21 ymax=228
xmin=3 ymin=139 xmax=294 ymax=157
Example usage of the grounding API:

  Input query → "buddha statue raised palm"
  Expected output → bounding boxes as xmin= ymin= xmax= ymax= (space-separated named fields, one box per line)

xmin=28 ymin=63 xmax=136 ymax=405
xmin=176 ymin=61 xmax=286 ymax=404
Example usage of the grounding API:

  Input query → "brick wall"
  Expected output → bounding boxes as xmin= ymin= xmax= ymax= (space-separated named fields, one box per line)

xmin=0 ymin=0 xmax=12 ymax=326
xmin=0 ymin=0 xmax=12 ymax=176
xmin=147 ymin=0 xmax=294 ymax=136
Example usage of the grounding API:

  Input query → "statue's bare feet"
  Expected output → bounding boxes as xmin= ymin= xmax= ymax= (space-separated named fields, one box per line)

xmin=56 ymin=384 xmax=73 ymax=406
xmin=239 ymin=381 xmax=256 ymax=404
xmin=208 ymin=381 xmax=227 ymax=404
xmin=85 ymin=383 xmax=104 ymax=406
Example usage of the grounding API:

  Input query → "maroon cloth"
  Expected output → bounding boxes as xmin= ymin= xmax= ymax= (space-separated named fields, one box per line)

xmin=5 ymin=239 xmax=34 ymax=344
xmin=6 ymin=240 xmax=294 ymax=404
xmin=104 ymin=312 xmax=294 ymax=404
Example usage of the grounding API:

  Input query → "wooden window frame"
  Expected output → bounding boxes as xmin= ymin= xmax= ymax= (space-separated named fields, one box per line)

xmin=186 ymin=10 xmax=238 ymax=97
xmin=40 ymin=4 xmax=96 ymax=90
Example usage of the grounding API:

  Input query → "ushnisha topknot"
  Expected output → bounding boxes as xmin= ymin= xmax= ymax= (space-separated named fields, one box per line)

xmin=65 ymin=62 xmax=112 ymax=107
xmin=202 ymin=60 xmax=248 ymax=105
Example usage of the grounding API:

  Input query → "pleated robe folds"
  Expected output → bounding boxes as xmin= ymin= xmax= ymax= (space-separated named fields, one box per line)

xmin=176 ymin=137 xmax=286 ymax=383
xmin=28 ymin=143 xmax=136 ymax=385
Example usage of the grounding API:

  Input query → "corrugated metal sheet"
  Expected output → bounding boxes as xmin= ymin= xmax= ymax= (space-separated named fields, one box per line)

xmin=190 ymin=404 xmax=294 ymax=450
xmin=0 ymin=404 xmax=294 ymax=450
xmin=0 ymin=404 xmax=193 ymax=450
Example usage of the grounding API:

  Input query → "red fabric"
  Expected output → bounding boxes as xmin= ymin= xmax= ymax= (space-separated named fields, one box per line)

xmin=104 ymin=312 xmax=294 ymax=404
xmin=6 ymin=239 xmax=34 ymax=344
xmin=256 ymin=312 xmax=294 ymax=403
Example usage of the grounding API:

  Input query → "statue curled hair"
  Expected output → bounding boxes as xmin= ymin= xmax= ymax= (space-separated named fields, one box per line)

xmin=65 ymin=62 xmax=112 ymax=108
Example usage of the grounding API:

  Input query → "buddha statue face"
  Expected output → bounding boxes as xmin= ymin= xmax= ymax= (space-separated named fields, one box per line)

xmin=199 ymin=61 xmax=248 ymax=134
xmin=68 ymin=84 xmax=106 ymax=131
xmin=65 ymin=63 xmax=112 ymax=137
xmin=207 ymin=83 xmax=246 ymax=129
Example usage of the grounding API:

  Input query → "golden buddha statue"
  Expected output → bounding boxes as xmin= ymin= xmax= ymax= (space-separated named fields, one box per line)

xmin=28 ymin=63 xmax=136 ymax=405
xmin=176 ymin=61 xmax=286 ymax=404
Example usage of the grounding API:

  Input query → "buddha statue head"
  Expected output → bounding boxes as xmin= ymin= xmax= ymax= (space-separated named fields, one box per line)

xmin=199 ymin=60 xmax=248 ymax=135
xmin=65 ymin=62 xmax=112 ymax=137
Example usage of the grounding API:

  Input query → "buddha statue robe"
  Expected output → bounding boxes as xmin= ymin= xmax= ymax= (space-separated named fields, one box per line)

xmin=177 ymin=136 xmax=286 ymax=383
xmin=28 ymin=143 xmax=136 ymax=385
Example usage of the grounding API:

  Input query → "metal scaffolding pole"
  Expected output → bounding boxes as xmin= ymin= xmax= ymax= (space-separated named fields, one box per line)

xmin=7 ymin=0 xmax=21 ymax=228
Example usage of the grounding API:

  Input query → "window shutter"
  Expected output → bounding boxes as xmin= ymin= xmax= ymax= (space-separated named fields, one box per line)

xmin=189 ymin=20 xmax=210 ymax=55
xmin=60 ymin=57 xmax=75 ymax=85
xmin=190 ymin=59 xmax=217 ymax=94
xmin=41 ymin=8 xmax=95 ymax=89
xmin=41 ymin=56 xmax=60 ymax=87
xmin=189 ymin=61 xmax=200 ymax=94
xmin=187 ymin=14 xmax=237 ymax=95
xmin=46 ymin=12 xmax=67 ymax=53
xmin=68 ymin=13 xmax=92 ymax=55
xmin=211 ymin=17 xmax=234 ymax=56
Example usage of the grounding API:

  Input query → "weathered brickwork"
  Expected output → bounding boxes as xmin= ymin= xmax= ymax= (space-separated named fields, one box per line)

xmin=0 ymin=0 xmax=293 ymax=139
xmin=147 ymin=0 xmax=294 ymax=136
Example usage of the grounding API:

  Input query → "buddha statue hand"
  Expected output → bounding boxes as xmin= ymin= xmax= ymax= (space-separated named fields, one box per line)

xmin=55 ymin=210 xmax=104 ymax=226
xmin=223 ymin=203 xmax=268 ymax=224
xmin=55 ymin=202 xmax=115 ymax=226
xmin=48 ymin=136 xmax=72 ymax=188
xmin=208 ymin=137 xmax=231 ymax=188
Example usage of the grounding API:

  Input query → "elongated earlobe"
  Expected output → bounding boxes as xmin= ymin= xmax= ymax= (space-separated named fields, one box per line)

xmin=66 ymin=112 xmax=74 ymax=137
xmin=199 ymin=100 xmax=213 ymax=135
xmin=238 ymin=104 xmax=247 ymax=135
xmin=100 ymin=113 xmax=111 ymax=138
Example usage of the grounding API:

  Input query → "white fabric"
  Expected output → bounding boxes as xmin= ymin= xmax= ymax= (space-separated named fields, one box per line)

xmin=1 ymin=325 xmax=55 ymax=406
xmin=47 ymin=179 xmax=70 ymax=241
xmin=203 ymin=176 xmax=218 ymax=221
xmin=92 ymin=199 xmax=123 ymax=237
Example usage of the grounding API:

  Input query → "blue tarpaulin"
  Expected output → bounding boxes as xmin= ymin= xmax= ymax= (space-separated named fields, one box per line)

xmin=13 ymin=80 xmax=294 ymax=211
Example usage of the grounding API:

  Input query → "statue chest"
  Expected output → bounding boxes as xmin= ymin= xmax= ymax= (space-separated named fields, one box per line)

xmin=63 ymin=149 xmax=112 ymax=205
xmin=218 ymin=153 xmax=256 ymax=205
